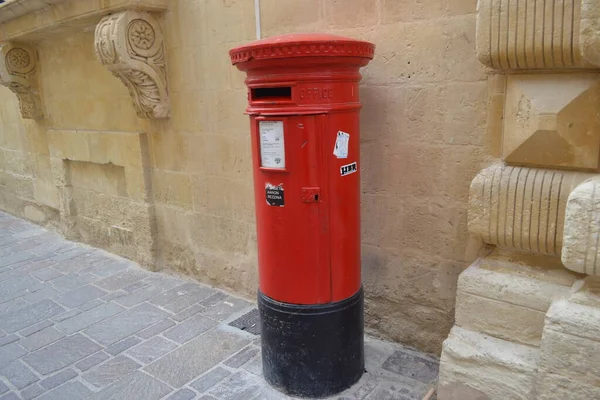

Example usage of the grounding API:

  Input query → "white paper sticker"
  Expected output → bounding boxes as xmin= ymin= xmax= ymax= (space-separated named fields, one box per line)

xmin=259 ymin=121 xmax=285 ymax=168
xmin=333 ymin=131 xmax=350 ymax=159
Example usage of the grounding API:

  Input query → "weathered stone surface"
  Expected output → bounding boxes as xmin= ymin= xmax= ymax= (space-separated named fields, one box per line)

xmin=75 ymin=351 xmax=110 ymax=372
xmin=562 ymin=177 xmax=600 ymax=275
xmin=382 ymin=348 xmax=439 ymax=384
xmin=37 ymin=381 xmax=92 ymax=400
xmin=149 ymin=283 xmax=216 ymax=313
xmin=55 ymin=284 xmax=107 ymax=308
xmin=144 ymin=328 xmax=249 ymax=387
xmin=535 ymin=371 xmax=600 ymax=400
xmin=0 ymin=343 xmax=27 ymax=368
xmin=476 ymin=0 xmax=600 ymax=69
xmin=126 ymin=336 xmax=177 ymax=364
xmin=0 ymin=298 xmax=64 ymax=333
xmin=39 ymin=368 xmax=77 ymax=390
xmin=438 ymin=327 xmax=538 ymax=400
xmin=191 ymin=366 xmax=232 ymax=393
xmin=20 ymin=384 xmax=44 ymax=400
xmin=163 ymin=314 xmax=217 ymax=344
xmin=0 ymin=360 xmax=39 ymax=389
xmin=19 ymin=326 xmax=65 ymax=352
xmin=503 ymin=74 xmax=600 ymax=170
xmin=223 ymin=346 xmax=259 ymax=368
xmin=545 ymin=299 xmax=600 ymax=342
xmin=84 ymin=303 xmax=168 ymax=345
xmin=56 ymin=302 xmax=125 ymax=335
xmin=166 ymin=389 xmax=196 ymax=400
xmin=82 ymin=355 xmax=141 ymax=388
xmin=135 ymin=319 xmax=176 ymax=339
xmin=468 ymin=164 xmax=591 ymax=255
xmin=87 ymin=371 xmax=171 ymax=400
xmin=105 ymin=337 xmax=142 ymax=355
xmin=22 ymin=334 xmax=101 ymax=374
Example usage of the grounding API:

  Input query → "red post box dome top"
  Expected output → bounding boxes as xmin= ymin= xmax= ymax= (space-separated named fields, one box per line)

xmin=229 ymin=33 xmax=375 ymax=65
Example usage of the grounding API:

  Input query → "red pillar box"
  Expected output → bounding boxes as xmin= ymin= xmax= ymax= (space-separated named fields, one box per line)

xmin=230 ymin=34 xmax=374 ymax=398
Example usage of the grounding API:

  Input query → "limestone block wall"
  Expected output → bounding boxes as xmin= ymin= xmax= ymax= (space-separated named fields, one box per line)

xmin=439 ymin=0 xmax=600 ymax=398
xmin=0 ymin=0 xmax=490 ymax=354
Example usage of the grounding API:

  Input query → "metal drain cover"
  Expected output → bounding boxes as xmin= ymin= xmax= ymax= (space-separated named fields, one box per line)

xmin=229 ymin=308 xmax=260 ymax=335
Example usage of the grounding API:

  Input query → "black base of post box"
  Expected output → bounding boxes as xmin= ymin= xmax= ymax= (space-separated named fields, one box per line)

xmin=258 ymin=288 xmax=364 ymax=398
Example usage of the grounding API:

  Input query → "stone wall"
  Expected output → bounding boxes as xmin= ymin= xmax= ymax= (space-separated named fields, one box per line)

xmin=0 ymin=0 xmax=488 ymax=354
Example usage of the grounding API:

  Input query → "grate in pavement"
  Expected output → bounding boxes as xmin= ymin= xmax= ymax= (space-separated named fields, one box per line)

xmin=229 ymin=308 xmax=260 ymax=335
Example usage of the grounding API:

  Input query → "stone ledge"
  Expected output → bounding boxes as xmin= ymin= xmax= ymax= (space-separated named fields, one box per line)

xmin=0 ymin=0 xmax=169 ymax=41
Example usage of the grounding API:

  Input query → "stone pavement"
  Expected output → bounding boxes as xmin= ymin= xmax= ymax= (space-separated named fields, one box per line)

xmin=0 ymin=211 xmax=439 ymax=400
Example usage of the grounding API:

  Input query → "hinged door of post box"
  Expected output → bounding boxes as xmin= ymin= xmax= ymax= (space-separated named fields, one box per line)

xmin=251 ymin=114 xmax=331 ymax=305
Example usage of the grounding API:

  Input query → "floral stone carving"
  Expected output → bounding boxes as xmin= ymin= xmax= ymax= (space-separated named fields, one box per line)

xmin=0 ymin=43 xmax=43 ymax=120
xmin=94 ymin=10 xmax=169 ymax=119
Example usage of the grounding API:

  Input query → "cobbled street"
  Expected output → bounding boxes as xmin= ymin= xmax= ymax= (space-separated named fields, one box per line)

xmin=0 ymin=211 xmax=438 ymax=400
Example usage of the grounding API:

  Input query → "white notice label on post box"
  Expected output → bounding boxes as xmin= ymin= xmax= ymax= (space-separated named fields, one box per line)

xmin=259 ymin=121 xmax=285 ymax=169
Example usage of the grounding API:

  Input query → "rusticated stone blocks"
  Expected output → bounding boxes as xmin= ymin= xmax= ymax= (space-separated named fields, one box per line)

xmin=503 ymin=74 xmax=600 ymax=170
xmin=477 ymin=0 xmax=600 ymax=70
xmin=469 ymin=164 xmax=592 ymax=255
xmin=562 ymin=176 xmax=600 ymax=275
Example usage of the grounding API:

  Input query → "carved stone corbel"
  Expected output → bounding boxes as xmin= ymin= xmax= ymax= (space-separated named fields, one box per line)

xmin=94 ymin=10 xmax=169 ymax=119
xmin=0 ymin=43 xmax=43 ymax=120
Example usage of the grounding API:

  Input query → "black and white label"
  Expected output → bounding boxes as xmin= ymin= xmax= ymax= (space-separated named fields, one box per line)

xmin=265 ymin=183 xmax=284 ymax=207
xmin=340 ymin=162 xmax=358 ymax=176
xmin=259 ymin=121 xmax=285 ymax=169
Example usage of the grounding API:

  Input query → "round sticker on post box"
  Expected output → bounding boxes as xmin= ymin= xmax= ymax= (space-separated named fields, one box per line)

xmin=259 ymin=121 xmax=285 ymax=169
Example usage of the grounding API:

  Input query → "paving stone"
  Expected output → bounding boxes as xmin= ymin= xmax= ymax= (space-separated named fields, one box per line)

xmin=114 ymin=285 xmax=164 ymax=308
xmin=126 ymin=336 xmax=178 ymax=364
xmin=78 ymin=299 xmax=104 ymax=312
xmin=84 ymin=303 xmax=170 ymax=346
xmin=51 ymin=273 xmax=98 ymax=291
xmin=20 ymin=383 xmax=44 ymax=400
xmin=144 ymin=328 xmax=249 ymax=388
xmin=149 ymin=283 xmax=216 ymax=313
xmin=0 ymin=343 xmax=27 ymax=368
xmin=163 ymin=314 xmax=217 ymax=344
xmin=135 ymin=319 xmax=176 ymax=339
xmin=37 ymin=380 xmax=92 ymax=400
xmin=0 ymin=300 xmax=64 ymax=333
xmin=122 ymin=280 xmax=148 ymax=293
xmin=0 ymin=252 xmax=37 ymax=268
xmin=20 ymin=321 xmax=53 ymax=337
xmin=198 ymin=396 xmax=218 ymax=400
xmin=382 ymin=349 xmax=439 ymax=384
xmin=51 ymin=309 xmax=82 ymax=323
xmin=166 ymin=388 xmax=196 ymax=400
xmin=30 ymin=268 xmax=63 ymax=282
xmin=56 ymin=303 xmax=125 ymax=335
xmin=19 ymin=326 xmax=65 ymax=352
xmin=53 ymin=256 xmax=91 ymax=274
xmin=171 ymin=304 xmax=204 ymax=322
xmin=0 ymin=298 xmax=29 ymax=315
xmin=190 ymin=366 xmax=232 ymax=393
xmin=85 ymin=261 xmax=130 ymax=278
xmin=199 ymin=292 xmax=227 ymax=307
xmin=0 ymin=335 xmax=18 ymax=346
xmin=207 ymin=370 xmax=262 ymax=400
xmin=0 ymin=360 xmax=39 ymax=389
xmin=224 ymin=346 xmax=260 ymax=368
xmin=364 ymin=380 xmax=422 ymax=400
xmin=75 ymin=351 xmax=110 ymax=372
xmin=39 ymin=368 xmax=78 ymax=390
xmin=142 ymin=275 xmax=184 ymax=291
xmin=0 ymin=269 xmax=24 ymax=283
xmin=47 ymin=248 xmax=88 ymax=263
xmin=0 ymin=392 xmax=20 ymax=400
xmin=87 ymin=371 xmax=171 ymax=400
xmin=22 ymin=333 xmax=102 ymax=375
xmin=55 ymin=285 xmax=107 ymax=308
xmin=0 ymin=276 xmax=39 ymax=299
xmin=20 ymin=260 xmax=56 ymax=273
xmin=242 ymin=354 xmax=262 ymax=376
xmin=20 ymin=287 xmax=61 ymax=304
xmin=82 ymin=355 xmax=141 ymax=388
xmin=201 ymin=296 xmax=252 ymax=322
xmin=0 ymin=377 xmax=6 ymax=395
xmin=100 ymin=291 xmax=127 ymax=302
xmin=105 ymin=337 xmax=142 ymax=355
xmin=95 ymin=270 xmax=149 ymax=291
